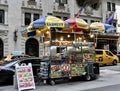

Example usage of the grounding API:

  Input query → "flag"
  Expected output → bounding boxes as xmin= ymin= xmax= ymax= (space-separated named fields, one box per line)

xmin=106 ymin=12 xmax=114 ymax=24
xmin=76 ymin=7 xmax=84 ymax=18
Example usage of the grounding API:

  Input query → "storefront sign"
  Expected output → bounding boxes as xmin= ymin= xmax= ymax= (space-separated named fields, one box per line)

xmin=15 ymin=63 xmax=35 ymax=91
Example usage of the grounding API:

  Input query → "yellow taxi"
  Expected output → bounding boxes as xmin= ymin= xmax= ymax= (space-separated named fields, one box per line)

xmin=95 ymin=49 xmax=119 ymax=65
xmin=4 ymin=54 xmax=30 ymax=62
xmin=0 ymin=51 xmax=30 ymax=64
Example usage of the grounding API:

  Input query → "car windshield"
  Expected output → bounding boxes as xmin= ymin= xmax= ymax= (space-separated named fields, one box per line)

xmin=0 ymin=60 xmax=18 ymax=67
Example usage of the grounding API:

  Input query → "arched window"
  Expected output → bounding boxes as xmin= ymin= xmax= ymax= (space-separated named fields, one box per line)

xmin=25 ymin=38 xmax=39 ymax=57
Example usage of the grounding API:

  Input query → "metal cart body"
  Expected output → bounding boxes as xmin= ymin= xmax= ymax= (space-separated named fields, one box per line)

xmin=38 ymin=31 xmax=99 ymax=85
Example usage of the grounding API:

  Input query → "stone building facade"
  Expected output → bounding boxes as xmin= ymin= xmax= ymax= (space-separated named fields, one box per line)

xmin=0 ymin=0 xmax=120 ymax=59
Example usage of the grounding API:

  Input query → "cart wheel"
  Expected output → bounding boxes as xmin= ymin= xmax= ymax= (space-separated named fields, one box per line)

xmin=50 ymin=80 xmax=55 ymax=86
xmin=84 ymin=74 xmax=91 ymax=81
xmin=91 ymin=74 xmax=99 ymax=80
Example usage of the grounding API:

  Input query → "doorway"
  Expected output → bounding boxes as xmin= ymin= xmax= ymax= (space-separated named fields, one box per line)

xmin=25 ymin=38 xmax=39 ymax=57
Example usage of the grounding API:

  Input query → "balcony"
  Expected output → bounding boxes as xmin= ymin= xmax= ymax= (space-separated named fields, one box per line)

xmin=53 ymin=3 xmax=70 ymax=13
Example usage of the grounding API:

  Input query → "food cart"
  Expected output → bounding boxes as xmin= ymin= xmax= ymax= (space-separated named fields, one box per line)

xmin=21 ymin=16 xmax=99 ymax=85
xmin=38 ymin=30 xmax=99 ymax=85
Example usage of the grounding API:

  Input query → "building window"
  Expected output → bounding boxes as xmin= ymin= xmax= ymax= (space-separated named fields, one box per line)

xmin=27 ymin=0 xmax=36 ymax=5
xmin=56 ymin=16 xmax=61 ymax=19
xmin=112 ymin=3 xmax=115 ymax=11
xmin=56 ymin=0 xmax=67 ymax=4
xmin=91 ymin=20 xmax=95 ymax=23
xmin=34 ymin=13 xmax=39 ymax=21
xmin=47 ymin=13 xmax=53 ymax=15
xmin=84 ymin=19 xmax=88 ymax=23
xmin=107 ymin=2 xmax=111 ymax=11
xmin=0 ymin=10 xmax=4 ymax=24
xmin=25 ymin=13 xmax=31 ymax=25
xmin=60 ymin=0 xmax=67 ymax=4
xmin=107 ymin=2 xmax=115 ymax=11
xmin=91 ymin=3 xmax=98 ymax=10
xmin=56 ymin=0 xmax=67 ymax=6
xmin=55 ymin=0 xmax=59 ymax=3
xmin=63 ymin=17 xmax=68 ymax=20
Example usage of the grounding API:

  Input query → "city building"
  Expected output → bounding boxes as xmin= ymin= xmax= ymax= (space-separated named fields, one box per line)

xmin=0 ymin=0 xmax=120 ymax=59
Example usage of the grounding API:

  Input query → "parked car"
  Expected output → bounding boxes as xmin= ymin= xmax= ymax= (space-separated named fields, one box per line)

xmin=0 ymin=54 xmax=30 ymax=65
xmin=4 ymin=54 xmax=30 ymax=62
xmin=0 ymin=57 xmax=41 ymax=84
xmin=95 ymin=49 xmax=119 ymax=65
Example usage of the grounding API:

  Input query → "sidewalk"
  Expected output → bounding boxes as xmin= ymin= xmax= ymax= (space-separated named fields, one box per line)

xmin=0 ymin=70 xmax=120 ymax=91
xmin=0 ymin=85 xmax=46 ymax=91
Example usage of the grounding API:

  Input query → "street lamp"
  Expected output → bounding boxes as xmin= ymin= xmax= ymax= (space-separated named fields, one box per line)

xmin=14 ymin=29 xmax=18 ymax=42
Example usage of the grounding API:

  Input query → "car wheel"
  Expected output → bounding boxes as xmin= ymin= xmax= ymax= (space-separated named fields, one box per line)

xmin=84 ymin=74 xmax=91 ymax=81
xmin=91 ymin=74 xmax=99 ymax=80
xmin=98 ymin=57 xmax=103 ymax=62
xmin=113 ymin=60 xmax=117 ymax=65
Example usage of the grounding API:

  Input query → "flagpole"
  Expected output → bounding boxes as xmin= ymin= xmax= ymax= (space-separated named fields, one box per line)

xmin=76 ymin=7 xmax=84 ymax=18
xmin=75 ymin=0 xmax=87 ymax=18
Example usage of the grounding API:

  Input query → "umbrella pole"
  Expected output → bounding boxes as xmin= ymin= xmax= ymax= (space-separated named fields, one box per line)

xmin=95 ymin=33 xmax=98 ymax=48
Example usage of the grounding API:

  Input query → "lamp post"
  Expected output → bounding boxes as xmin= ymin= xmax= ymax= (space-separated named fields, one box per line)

xmin=14 ymin=29 xmax=18 ymax=42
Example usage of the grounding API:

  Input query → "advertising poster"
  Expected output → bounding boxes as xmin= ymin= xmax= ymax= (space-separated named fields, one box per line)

xmin=15 ymin=63 xmax=35 ymax=91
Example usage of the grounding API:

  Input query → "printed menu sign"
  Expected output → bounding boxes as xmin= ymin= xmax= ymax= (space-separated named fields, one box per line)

xmin=15 ymin=63 xmax=35 ymax=91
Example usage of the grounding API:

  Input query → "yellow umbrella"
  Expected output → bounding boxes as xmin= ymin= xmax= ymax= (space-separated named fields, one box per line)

xmin=21 ymin=15 xmax=70 ymax=37
xmin=90 ymin=22 xmax=105 ymax=33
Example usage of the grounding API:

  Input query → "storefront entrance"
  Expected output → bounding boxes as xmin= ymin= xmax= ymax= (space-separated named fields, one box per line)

xmin=96 ymin=34 xmax=119 ymax=53
xmin=25 ymin=38 xmax=39 ymax=57
xmin=0 ymin=39 xmax=3 ymax=59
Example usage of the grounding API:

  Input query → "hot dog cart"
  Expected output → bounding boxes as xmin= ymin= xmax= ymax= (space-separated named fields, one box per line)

xmin=38 ymin=30 xmax=99 ymax=85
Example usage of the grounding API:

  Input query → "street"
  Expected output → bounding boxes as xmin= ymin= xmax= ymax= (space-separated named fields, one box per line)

xmin=0 ymin=64 xmax=120 ymax=91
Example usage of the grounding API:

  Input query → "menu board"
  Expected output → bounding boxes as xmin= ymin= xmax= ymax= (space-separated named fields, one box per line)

xmin=15 ymin=63 xmax=35 ymax=91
